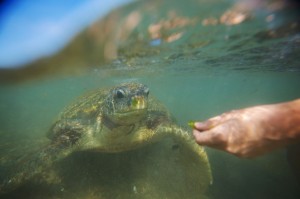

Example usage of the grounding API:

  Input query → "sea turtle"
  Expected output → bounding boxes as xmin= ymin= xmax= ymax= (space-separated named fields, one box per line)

xmin=0 ymin=82 xmax=211 ymax=195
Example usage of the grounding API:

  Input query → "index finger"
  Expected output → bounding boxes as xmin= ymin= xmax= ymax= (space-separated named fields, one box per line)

xmin=194 ymin=115 xmax=224 ymax=131
xmin=194 ymin=111 xmax=237 ymax=131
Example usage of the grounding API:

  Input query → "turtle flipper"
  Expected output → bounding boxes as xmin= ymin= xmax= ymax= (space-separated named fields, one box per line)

xmin=0 ymin=142 xmax=72 ymax=194
xmin=156 ymin=124 xmax=212 ymax=187
xmin=0 ymin=120 xmax=86 ymax=193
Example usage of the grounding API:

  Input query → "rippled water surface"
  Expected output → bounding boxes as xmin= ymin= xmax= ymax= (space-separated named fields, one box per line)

xmin=1 ymin=0 xmax=300 ymax=198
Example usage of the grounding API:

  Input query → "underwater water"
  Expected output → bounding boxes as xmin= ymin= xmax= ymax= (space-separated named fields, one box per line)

xmin=0 ymin=64 xmax=299 ymax=199
xmin=1 ymin=0 xmax=300 ymax=198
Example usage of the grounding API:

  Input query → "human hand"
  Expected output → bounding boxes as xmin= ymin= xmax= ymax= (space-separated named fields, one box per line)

xmin=192 ymin=100 xmax=300 ymax=158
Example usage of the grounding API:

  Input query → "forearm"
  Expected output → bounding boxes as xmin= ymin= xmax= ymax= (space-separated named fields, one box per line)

xmin=265 ymin=99 xmax=300 ymax=145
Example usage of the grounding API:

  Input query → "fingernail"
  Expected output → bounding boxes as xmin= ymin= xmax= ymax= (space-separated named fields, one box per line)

xmin=194 ymin=122 xmax=205 ymax=129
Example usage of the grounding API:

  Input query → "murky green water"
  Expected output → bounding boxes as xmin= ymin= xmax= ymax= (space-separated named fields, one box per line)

xmin=1 ymin=67 xmax=299 ymax=199
xmin=1 ymin=0 xmax=300 ymax=198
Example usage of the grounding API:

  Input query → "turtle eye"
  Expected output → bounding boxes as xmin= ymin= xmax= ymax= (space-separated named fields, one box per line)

xmin=145 ymin=89 xmax=150 ymax=96
xmin=116 ymin=89 xmax=126 ymax=98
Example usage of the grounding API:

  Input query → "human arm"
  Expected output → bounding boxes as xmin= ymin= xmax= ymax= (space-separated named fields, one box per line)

xmin=192 ymin=99 xmax=300 ymax=158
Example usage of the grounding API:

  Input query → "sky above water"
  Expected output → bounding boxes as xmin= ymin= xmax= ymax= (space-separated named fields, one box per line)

xmin=0 ymin=0 xmax=134 ymax=68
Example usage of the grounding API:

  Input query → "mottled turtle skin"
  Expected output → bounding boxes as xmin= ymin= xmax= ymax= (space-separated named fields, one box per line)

xmin=0 ymin=82 xmax=211 ymax=193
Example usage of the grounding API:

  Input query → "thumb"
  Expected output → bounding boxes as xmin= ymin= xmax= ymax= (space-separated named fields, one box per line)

xmin=193 ymin=129 xmax=217 ymax=146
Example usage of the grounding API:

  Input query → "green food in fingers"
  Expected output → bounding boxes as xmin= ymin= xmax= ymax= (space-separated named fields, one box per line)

xmin=188 ymin=121 xmax=195 ymax=128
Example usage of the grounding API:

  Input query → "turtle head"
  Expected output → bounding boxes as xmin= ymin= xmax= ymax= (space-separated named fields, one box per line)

xmin=103 ymin=82 xmax=149 ymax=125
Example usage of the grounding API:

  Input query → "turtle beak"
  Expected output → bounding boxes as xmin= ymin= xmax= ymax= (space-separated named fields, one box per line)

xmin=131 ymin=96 xmax=146 ymax=110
